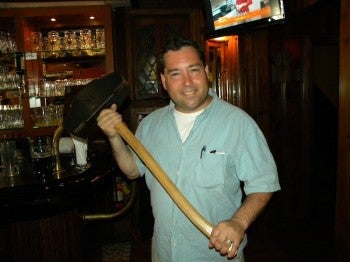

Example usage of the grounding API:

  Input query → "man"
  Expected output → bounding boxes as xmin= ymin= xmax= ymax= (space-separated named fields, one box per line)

xmin=97 ymin=37 xmax=280 ymax=261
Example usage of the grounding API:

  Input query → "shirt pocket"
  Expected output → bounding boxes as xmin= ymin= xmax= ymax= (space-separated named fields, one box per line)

xmin=193 ymin=151 xmax=227 ymax=189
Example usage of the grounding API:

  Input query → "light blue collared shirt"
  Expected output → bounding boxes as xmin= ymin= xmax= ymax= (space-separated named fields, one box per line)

xmin=134 ymin=90 xmax=280 ymax=261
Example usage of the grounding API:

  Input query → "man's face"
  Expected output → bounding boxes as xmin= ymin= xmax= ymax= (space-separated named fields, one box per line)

xmin=160 ymin=46 xmax=212 ymax=113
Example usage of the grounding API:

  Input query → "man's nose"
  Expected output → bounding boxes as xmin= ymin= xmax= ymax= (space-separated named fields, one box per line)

xmin=182 ymin=72 xmax=193 ymax=86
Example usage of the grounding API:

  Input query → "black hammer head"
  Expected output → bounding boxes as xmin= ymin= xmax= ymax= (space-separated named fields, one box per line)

xmin=64 ymin=72 xmax=130 ymax=139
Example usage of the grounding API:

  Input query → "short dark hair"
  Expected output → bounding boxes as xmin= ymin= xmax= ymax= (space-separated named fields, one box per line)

xmin=157 ymin=37 xmax=206 ymax=74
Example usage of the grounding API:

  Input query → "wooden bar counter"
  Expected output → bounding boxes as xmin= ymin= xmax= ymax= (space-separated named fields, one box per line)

xmin=0 ymin=141 xmax=115 ymax=262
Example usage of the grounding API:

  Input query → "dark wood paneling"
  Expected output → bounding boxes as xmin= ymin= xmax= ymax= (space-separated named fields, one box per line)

xmin=235 ymin=1 xmax=339 ymax=232
xmin=335 ymin=0 xmax=350 ymax=260
xmin=0 ymin=209 xmax=83 ymax=262
xmin=238 ymin=26 xmax=314 ymax=226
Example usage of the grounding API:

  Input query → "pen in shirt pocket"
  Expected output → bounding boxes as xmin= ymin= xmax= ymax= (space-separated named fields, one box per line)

xmin=200 ymin=145 xmax=206 ymax=159
xmin=209 ymin=150 xmax=225 ymax=155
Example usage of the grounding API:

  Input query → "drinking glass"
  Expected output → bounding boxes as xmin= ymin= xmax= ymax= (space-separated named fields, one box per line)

xmin=0 ymin=140 xmax=19 ymax=177
xmin=30 ymin=32 xmax=43 ymax=51
xmin=28 ymin=137 xmax=54 ymax=176
xmin=95 ymin=28 xmax=105 ymax=49
xmin=79 ymin=29 xmax=92 ymax=50
xmin=63 ymin=30 xmax=77 ymax=50
xmin=28 ymin=78 xmax=39 ymax=97
xmin=47 ymin=31 xmax=60 ymax=51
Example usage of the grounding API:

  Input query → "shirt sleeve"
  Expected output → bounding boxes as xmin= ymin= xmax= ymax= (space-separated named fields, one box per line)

xmin=235 ymin=121 xmax=281 ymax=195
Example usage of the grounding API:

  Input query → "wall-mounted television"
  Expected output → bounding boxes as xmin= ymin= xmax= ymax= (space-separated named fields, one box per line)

xmin=204 ymin=0 xmax=286 ymax=37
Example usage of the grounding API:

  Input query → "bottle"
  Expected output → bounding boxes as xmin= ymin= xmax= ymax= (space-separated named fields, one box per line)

xmin=114 ymin=176 xmax=125 ymax=210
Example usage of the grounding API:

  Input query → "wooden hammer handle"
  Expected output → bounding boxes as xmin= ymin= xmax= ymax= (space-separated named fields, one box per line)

xmin=115 ymin=121 xmax=214 ymax=238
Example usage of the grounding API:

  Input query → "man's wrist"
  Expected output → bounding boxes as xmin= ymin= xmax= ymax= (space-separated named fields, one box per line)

xmin=231 ymin=216 xmax=248 ymax=231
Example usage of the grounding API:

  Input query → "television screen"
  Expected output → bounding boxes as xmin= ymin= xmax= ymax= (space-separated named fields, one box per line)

xmin=204 ymin=0 xmax=285 ymax=37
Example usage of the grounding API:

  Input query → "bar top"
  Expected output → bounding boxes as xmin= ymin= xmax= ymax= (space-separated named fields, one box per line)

xmin=0 ymin=140 xmax=114 ymax=222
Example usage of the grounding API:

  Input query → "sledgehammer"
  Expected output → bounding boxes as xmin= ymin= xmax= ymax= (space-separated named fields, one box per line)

xmin=64 ymin=72 xmax=214 ymax=238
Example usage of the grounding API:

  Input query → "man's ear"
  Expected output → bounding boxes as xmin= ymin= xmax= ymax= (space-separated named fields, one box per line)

xmin=160 ymin=73 xmax=167 ymax=90
xmin=205 ymin=65 xmax=210 ymax=78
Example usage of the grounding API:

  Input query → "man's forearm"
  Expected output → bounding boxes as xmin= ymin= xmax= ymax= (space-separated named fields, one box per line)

xmin=109 ymin=136 xmax=140 ymax=179
xmin=231 ymin=192 xmax=273 ymax=230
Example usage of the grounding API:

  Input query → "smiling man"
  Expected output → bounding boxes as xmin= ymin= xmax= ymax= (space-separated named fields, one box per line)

xmin=97 ymin=36 xmax=280 ymax=262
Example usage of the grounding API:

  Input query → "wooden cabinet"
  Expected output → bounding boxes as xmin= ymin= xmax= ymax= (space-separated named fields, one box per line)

xmin=0 ymin=5 xmax=114 ymax=139
xmin=206 ymin=36 xmax=240 ymax=106
xmin=0 ymin=16 xmax=25 ymax=138
xmin=124 ymin=8 xmax=204 ymax=100
xmin=117 ymin=8 xmax=204 ymax=131
xmin=0 ymin=51 xmax=24 ymax=131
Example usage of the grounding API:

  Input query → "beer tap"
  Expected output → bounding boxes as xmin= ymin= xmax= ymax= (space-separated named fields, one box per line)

xmin=53 ymin=125 xmax=64 ymax=174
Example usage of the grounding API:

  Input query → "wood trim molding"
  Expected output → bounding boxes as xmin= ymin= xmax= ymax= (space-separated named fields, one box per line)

xmin=0 ymin=1 xmax=130 ymax=8
xmin=335 ymin=0 xmax=350 ymax=260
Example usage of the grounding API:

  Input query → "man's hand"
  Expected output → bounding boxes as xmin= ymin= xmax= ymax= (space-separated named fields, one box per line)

xmin=208 ymin=192 xmax=273 ymax=258
xmin=97 ymin=104 xmax=122 ymax=139
xmin=209 ymin=218 xmax=245 ymax=259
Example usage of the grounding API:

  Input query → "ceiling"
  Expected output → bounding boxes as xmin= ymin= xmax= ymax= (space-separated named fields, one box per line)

xmin=0 ymin=0 xmax=131 ymax=8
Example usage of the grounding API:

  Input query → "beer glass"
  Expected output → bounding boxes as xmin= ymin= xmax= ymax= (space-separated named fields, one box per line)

xmin=63 ymin=30 xmax=77 ymax=50
xmin=47 ymin=31 xmax=60 ymax=51
xmin=28 ymin=137 xmax=54 ymax=176
xmin=95 ymin=28 xmax=105 ymax=49
xmin=0 ymin=140 xmax=19 ymax=177
xmin=79 ymin=29 xmax=92 ymax=50
xmin=30 ymin=32 xmax=43 ymax=51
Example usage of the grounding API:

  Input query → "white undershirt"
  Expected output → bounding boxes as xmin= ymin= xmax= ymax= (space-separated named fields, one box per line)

xmin=174 ymin=109 xmax=204 ymax=142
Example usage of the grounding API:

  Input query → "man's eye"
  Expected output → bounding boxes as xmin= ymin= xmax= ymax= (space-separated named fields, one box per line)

xmin=191 ymin=67 xmax=200 ymax=73
xmin=170 ymin=72 xmax=180 ymax=77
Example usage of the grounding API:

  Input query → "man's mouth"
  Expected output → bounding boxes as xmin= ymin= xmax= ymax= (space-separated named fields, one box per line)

xmin=182 ymin=89 xmax=196 ymax=96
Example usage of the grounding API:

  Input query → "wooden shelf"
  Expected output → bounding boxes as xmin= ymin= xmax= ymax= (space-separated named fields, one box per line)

xmin=0 ymin=5 xmax=114 ymax=139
